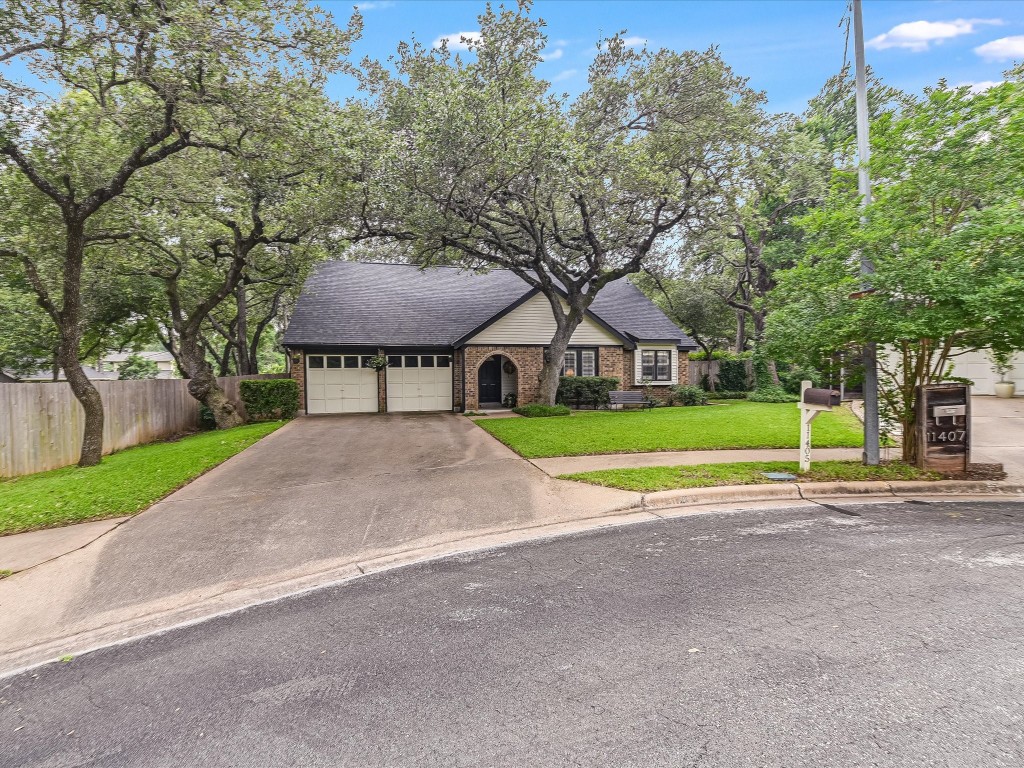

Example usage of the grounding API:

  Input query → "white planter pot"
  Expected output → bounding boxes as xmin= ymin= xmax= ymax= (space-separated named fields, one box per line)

xmin=994 ymin=381 xmax=1016 ymax=399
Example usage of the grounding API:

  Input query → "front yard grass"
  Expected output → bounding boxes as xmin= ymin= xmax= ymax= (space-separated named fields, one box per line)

xmin=562 ymin=460 xmax=937 ymax=492
xmin=475 ymin=400 xmax=864 ymax=458
xmin=0 ymin=421 xmax=284 ymax=536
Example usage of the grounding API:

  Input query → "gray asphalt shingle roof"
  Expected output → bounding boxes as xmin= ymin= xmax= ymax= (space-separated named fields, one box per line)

xmin=283 ymin=261 xmax=695 ymax=349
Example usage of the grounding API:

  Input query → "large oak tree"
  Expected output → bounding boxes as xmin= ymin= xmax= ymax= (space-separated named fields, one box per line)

xmin=357 ymin=1 xmax=760 ymax=404
xmin=0 ymin=0 xmax=355 ymax=464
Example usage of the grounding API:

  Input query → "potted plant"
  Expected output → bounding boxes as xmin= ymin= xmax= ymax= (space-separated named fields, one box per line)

xmin=990 ymin=349 xmax=1016 ymax=398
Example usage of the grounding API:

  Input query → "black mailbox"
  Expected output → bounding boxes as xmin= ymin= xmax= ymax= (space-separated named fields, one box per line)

xmin=802 ymin=388 xmax=841 ymax=407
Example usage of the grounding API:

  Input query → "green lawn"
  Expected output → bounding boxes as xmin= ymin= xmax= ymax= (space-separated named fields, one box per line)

xmin=475 ymin=401 xmax=864 ymax=458
xmin=562 ymin=460 xmax=936 ymax=492
xmin=0 ymin=421 xmax=284 ymax=536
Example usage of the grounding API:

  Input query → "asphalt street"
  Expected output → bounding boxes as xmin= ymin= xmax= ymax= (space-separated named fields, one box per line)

xmin=2 ymin=500 xmax=1024 ymax=767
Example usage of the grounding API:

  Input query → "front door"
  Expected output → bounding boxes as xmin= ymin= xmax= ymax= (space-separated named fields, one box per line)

xmin=479 ymin=357 xmax=502 ymax=404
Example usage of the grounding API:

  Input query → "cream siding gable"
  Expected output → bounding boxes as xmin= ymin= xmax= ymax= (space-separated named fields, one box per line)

xmin=465 ymin=293 xmax=622 ymax=346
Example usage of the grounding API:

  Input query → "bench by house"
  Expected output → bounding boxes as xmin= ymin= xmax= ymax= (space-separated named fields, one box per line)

xmin=608 ymin=390 xmax=655 ymax=410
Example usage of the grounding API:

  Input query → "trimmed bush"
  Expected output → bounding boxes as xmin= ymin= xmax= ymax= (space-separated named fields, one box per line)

xmin=778 ymin=365 xmax=823 ymax=395
xmin=672 ymin=384 xmax=709 ymax=406
xmin=747 ymin=387 xmax=799 ymax=403
xmin=709 ymin=390 xmax=748 ymax=400
xmin=556 ymin=376 xmax=620 ymax=408
xmin=240 ymin=378 xmax=299 ymax=421
xmin=513 ymin=403 xmax=571 ymax=417
xmin=198 ymin=404 xmax=217 ymax=430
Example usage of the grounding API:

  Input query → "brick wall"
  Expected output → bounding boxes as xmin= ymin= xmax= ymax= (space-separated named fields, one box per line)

xmin=377 ymin=348 xmax=387 ymax=413
xmin=598 ymin=347 xmax=624 ymax=386
xmin=288 ymin=349 xmax=305 ymax=412
xmin=453 ymin=349 xmax=465 ymax=410
xmin=462 ymin=345 xmax=544 ymax=411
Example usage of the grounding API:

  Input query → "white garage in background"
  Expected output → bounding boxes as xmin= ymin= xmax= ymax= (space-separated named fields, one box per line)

xmin=946 ymin=349 xmax=1024 ymax=395
xmin=305 ymin=354 xmax=378 ymax=414
xmin=386 ymin=353 xmax=453 ymax=412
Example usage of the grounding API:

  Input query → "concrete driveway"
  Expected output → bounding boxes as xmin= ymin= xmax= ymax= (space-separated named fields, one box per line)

xmin=972 ymin=396 xmax=1024 ymax=480
xmin=0 ymin=414 xmax=638 ymax=673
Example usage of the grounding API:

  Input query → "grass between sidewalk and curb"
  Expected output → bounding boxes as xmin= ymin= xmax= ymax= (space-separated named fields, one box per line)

xmin=476 ymin=400 xmax=864 ymax=458
xmin=0 ymin=422 xmax=284 ymax=536
xmin=561 ymin=460 xmax=938 ymax=492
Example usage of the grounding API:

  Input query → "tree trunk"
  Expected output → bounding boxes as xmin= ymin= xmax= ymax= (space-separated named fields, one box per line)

xmin=178 ymin=337 xmax=244 ymax=429
xmin=235 ymin=283 xmax=256 ymax=375
xmin=59 ymin=221 xmax=105 ymax=466
xmin=537 ymin=299 xmax=584 ymax=407
xmin=735 ymin=311 xmax=746 ymax=353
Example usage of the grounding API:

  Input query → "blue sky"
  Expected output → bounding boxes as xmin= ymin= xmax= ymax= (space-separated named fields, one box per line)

xmin=337 ymin=0 xmax=1024 ymax=113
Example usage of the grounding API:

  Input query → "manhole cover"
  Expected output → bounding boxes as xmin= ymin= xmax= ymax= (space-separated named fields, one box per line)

xmin=761 ymin=472 xmax=797 ymax=481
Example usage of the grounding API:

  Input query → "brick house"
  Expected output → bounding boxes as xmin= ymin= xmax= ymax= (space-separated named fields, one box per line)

xmin=283 ymin=261 xmax=696 ymax=414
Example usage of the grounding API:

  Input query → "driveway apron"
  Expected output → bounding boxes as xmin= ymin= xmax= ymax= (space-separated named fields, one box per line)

xmin=0 ymin=414 xmax=638 ymax=667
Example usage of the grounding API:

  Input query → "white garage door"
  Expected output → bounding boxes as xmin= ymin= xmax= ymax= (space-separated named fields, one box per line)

xmin=386 ymin=354 xmax=453 ymax=412
xmin=305 ymin=354 xmax=378 ymax=414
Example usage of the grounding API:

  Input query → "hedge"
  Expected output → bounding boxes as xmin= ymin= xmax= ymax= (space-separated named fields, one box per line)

xmin=513 ymin=403 xmax=571 ymax=417
xmin=240 ymin=378 xmax=300 ymax=421
xmin=556 ymin=376 xmax=620 ymax=408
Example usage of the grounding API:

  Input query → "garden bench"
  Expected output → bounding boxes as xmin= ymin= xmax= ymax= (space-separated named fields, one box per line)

xmin=608 ymin=390 xmax=655 ymax=410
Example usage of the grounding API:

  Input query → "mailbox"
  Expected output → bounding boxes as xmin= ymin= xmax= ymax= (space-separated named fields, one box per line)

xmin=802 ymin=388 xmax=842 ymax=407
xmin=916 ymin=383 xmax=970 ymax=473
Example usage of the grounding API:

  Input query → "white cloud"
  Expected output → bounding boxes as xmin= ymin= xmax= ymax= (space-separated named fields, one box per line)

xmin=621 ymin=36 xmax=648 ymax=48
xmin=355 ymin=1 xmax=395 ymax=9
xmin=542 ymin=48 xmax=564 ymax=61
xmin=867 ymin=18 xmax=1002 ymax=52
xmin=432 ymin=31 xmax=482 ymax=51
xmin=960 ymin=80 xmax=1003 ymax=93
xmin=975 ymin=35 xmax=1024 ymax=61
xmin=551 ymin=69 xmax=578 ymax=82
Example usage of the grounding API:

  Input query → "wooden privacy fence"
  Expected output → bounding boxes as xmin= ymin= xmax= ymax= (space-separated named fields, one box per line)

xmin=0 ymin=373 xmax=286 ymax=478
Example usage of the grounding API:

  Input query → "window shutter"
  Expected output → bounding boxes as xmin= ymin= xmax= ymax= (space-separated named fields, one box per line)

xmin=671 ymin=350 xmax=678 ymax=384
xmin=634 ymin=349 xmax=643 ymax=383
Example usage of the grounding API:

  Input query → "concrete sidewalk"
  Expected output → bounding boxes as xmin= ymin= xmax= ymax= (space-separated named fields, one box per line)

xmin=0 ymin=414 xmax=639 ymax=674
xmin=532 ymin=447 xmax=866 ymax=476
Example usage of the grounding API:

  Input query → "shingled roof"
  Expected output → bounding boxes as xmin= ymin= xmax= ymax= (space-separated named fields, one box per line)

xmin=283 ymin=261 xmax=696 ymax=349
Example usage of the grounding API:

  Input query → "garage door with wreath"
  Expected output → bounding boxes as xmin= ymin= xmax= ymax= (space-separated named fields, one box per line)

xmin=305 ymin=354 xmax=378 ymax=414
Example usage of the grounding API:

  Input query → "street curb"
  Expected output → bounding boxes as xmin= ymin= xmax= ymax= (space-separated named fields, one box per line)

xmin=641 ymin=480 xmax=1024 ymax=508
xmin=2 ymin=482 xmax=1023 ymax=679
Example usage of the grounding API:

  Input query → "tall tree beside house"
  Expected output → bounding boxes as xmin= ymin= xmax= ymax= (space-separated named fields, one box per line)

xmin=357 ymin=1 xmax=761 ymax=405
xmin=634 ymin=265 xmax=736 ymax=360
xmin=0 ymin=0 xmax=356 ymax=465
xmin=120 ymin=91 xmax=360 ymax=428
xmin=767 ymin=77 xmax=1024 ymax=464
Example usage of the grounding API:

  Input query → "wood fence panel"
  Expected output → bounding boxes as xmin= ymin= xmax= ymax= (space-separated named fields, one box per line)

xmin=0 ymin=373 xmax=286 ymax=478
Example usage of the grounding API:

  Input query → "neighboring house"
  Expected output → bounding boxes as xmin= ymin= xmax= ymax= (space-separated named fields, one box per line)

xmin=16 ymin=365 xmax=118 ymax=382
xmin=945 ymin=349 xmax=1024 ymax=396
xmin=283 ymin=261 xmax=697 ymax=414
xmin=98 ymin=350 xmax=178 ymax=379
xmin=10 ymin=351 xmax=177 ymax=383
xmin=0 ymin=369 xmax=20 ymax=383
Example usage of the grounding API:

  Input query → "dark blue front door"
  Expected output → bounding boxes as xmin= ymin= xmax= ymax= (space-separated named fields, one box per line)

xmin=479 ymin=358 xmax=502 ymax=404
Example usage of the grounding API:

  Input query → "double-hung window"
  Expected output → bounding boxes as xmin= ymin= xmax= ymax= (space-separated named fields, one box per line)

xmin=641 ymin=350 xmax=673 ymax=382
xmin=561 ymin=347 xmax=598 ymax=377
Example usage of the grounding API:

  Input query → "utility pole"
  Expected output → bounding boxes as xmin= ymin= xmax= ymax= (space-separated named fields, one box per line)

xmin=853 ymin=0 xmax=880 ymax=466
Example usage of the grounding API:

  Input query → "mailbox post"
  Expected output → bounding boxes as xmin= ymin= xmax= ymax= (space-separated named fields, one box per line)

xmin=916 ymin=383 xmax=970 ymax=473
xmin=799 ymin=381 xmax=842 ymax=471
